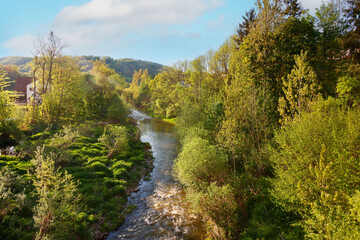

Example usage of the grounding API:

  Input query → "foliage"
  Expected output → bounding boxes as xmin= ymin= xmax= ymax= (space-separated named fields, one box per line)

xmin=31 ymin=147 xmax=88 ymax=240
xmin=0 ymin=67 xmax=22 ymax=145
xmin=0 ymin=166 xmax=26 ymax=218
xmin=174 ymin=137 xmax=228 ymax=190
xmin=278 ymin=50 xmax=320 ymax=123
xmin=337 ymin=63 xmax=360 ymax=106
xmin=98 ymin=125 xmax=129 ymax=159
xmin=271 ymin=99 xmax=360 ymax=239
xmin=189 ymin=183 xmax=239 ymax=239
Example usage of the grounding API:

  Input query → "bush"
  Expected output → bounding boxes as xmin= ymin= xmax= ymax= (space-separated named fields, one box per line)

xmin=86 ymin=161 xmax=107 ymax=171
xmin=113 ymin=167 xmax=129 ymax=179
xmin=189 ymin=183 xmax=238 ymax=239
xmin=98 ymin=125 xmax=129 ymax=159
xmin=49 ymin=126 xmax=80 ymax=148
xmin=111 ymin=160 xmax=133 ymax=170
xmin=271 ymin=99 xmax=360 ymax=239
xmin=32 ymin=147 xmax=89 ymax=240
xmin=173 ymin=137 xmax=229 ymax=190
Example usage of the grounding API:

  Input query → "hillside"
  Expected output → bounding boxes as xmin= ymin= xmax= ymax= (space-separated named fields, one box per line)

xmin=76 ymin=56 xmax=166 ymax=82
xmin=0 ymin=56 xmax=165 ymax=82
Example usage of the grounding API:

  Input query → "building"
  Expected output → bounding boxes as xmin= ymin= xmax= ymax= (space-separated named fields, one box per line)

xmin=14 ymin=76 xmax=33 ymax=102
xmin=26 ymin=81 xmax=41 ymax=104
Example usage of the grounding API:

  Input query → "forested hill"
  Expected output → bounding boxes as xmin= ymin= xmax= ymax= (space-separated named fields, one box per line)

xmin=78 ymin=56 xmax=165 ymax=82
xmin=0 ymin=56 xmax=165 ymax=82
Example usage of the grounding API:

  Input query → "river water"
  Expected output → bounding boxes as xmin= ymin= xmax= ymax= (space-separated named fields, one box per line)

xmin=106 ymin=109 xmax=205 ymax=240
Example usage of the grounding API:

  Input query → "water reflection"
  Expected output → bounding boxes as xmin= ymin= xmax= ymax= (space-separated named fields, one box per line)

xmin=106 ymin=109 xmax=205 ymax=240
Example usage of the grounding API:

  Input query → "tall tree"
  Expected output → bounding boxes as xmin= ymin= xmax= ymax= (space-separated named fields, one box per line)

xmin=278 ymin=51 xmax=320 ymax=124
xmin=236 ymin=9 xmax=256 ymax=45
xmin=31 ymin=32 xmax=66 ymax=95
xmin=315 ymin=0 xmax=346 ymax=96
xmin=345 ymin=0 xmax=360 ymax=62
xmin=282 ymin=0 xmax=303 ymax=17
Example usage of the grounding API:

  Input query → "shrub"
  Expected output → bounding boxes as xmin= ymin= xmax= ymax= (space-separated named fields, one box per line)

xmin=113 ymin=168 xmax=129 ymax=179
xmin=271 ymin=99 xmax=360 ymax=239
xmin=86 ymin=161 xmax=107 ymax=171
xmin=174 ymin=137 xmax=229 ymax=190
xmin=98 ymin=125 xmax=129 ymax=159
xmin=31 ymin=147 xmax=89 ymax=240
xmin=189 ymin=183 xmax=238 ymax=239
xmin=87 ymin=156 xmax=110 ymax=165
xmin=111 ymin=160 xmax=133 ymax=170
xmin=49 ymin=125 xmax=80 ymax=148
xmin=0 ymin=166 xmax=26 ymax=217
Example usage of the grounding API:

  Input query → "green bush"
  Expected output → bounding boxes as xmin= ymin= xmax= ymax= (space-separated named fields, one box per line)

xmin=174 ymin=137 xmax=229 ymax=190
xmin=111 ymin=185 xmax=126 ymax=196
xmin=128 ymin=155 xmax=144 ymax=163
xmin=87 ymin=156 xmax=110 ymax=165
xmin=113 ymin=167 xmax=129 ymax=179
xmin=271 ymin=99 xmax=360 ymax=239
xmin=86 ymin=161 xmax=107 ymax=171
xmin=111 ymin=160 xmax=133 ymax=170
xmin=189 ymin=183 xmax=238 ymax=239
xmin=98 ymin=125 xmax=129 ymax=159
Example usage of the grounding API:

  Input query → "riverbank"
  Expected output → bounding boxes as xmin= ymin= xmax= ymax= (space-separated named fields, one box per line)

xmin=0 ymin=120 xmax=154 ymax=240
xmin=106 ymin=109 xmax=206 ymax=240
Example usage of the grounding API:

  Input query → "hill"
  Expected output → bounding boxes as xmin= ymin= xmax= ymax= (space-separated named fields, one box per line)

xmin=0 ymin=56 xmax=165 ymax=82
xmin=76 ymin=56 xmax=166 ymax=82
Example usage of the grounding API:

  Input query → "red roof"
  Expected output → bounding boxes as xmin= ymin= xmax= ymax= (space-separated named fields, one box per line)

xmin=14 ymin=77 xmax=32 ymax=93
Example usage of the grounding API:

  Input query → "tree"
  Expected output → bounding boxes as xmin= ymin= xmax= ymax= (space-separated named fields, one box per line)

xmin=40 ymin=56 xmax=81 ymax=124
xmin=236 ymin=9 xmax=256 ymax=44
xmin=273 ymin=15 xmax=318 ymax=77
xmin=174 ymin=137 xmax=229 ymax=191
xmin=149 ymin=67 xmax=184 ymax=118
xmin=31 ymin=32 xmax=66 ymax=95
xmin=316 ymin=0 xmax=345 ymax=60
xmin=126 ymin=69 xmax=149 ymax=102
xmin=271 ymin=99 xmax=360 ymax=239
xmin=282 ymin=0 xmax=302 ymax=17
xmin=98 ymin=125 xmax=129 ymax=159
xmin=0 ymin=68 xmax=21 ymax=143
xmin=344 ymin=0 xmax=360 ymax=62
xmin=337 ymin=63 xmax=360 ymax=106
xmin=278 ymin=51 xmax=320 ymax=124
xmin=32 ymin=147 xmax=87 ymax=240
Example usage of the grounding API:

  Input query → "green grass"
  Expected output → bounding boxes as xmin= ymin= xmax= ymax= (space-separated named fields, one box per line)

xmin=0 ymin=122 xmax=153 ymax=239
xmin=162 ymin=118 xmax=176 ymax=125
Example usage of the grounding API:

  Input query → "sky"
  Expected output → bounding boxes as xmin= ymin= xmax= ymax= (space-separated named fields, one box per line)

xmin=0 ymin=0 xmax=328 ymax=66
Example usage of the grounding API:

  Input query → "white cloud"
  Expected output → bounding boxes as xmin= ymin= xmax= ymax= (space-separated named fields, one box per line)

xmin=4 ymin=34 xmax=35 ymax=56
xmin=55 ymin=0 xmax=224 ymax=25
xmin=300 ymin=0 xmax=329 ymax=13
xmin=5 ymin=0 xmax=224 ymax=56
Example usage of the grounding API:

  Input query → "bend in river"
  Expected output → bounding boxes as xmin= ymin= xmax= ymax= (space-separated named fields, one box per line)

xmin=106 ymin=109 xmax=205 ymax=240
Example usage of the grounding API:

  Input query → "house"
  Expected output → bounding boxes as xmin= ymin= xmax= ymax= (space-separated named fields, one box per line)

xmin=26 ymin=81 xmax=41 ymax=104
xmin=14 ymin=76 xmax=33 ymax=102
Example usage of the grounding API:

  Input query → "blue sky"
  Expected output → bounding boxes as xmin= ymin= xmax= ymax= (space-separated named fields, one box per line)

xmin=1 ymin=0 xmax=327 ymax=65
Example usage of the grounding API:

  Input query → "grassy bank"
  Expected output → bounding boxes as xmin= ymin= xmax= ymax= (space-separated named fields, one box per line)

xmin=0 ymin=121 xmax=153 ymax=240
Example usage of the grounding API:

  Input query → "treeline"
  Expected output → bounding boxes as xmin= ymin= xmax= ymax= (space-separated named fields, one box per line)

xmin=80 ymin=56 xmax=165 ymax=82
xmin=0 ymin=33 xmax=152 ymax=239
xmin=0 ymin=55 xmax=165 ymax=87
xmin=125 ymin=0 xmax=360 ymax=239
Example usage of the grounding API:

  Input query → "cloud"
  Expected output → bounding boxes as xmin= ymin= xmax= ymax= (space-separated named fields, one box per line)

xmin=5 ymin=0 xmax=224 ymax=56
xmin=55 ymin=0 xmax=224 ymax=25
xmin=300 ymin=0 xmax=329 ymax=13
xmin=4 ymin=34 xmax=35 ymax=56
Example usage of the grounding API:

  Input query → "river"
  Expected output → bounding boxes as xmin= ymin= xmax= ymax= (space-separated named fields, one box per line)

xmin=106 ymin=109 xmax=205 ymax=240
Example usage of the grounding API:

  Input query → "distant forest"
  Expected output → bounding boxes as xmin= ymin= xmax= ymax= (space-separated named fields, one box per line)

xmin=0 ymin=56 xmax=165 ymax=82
